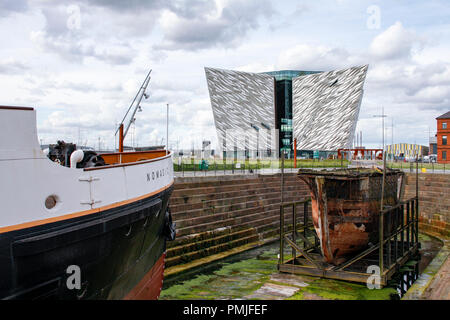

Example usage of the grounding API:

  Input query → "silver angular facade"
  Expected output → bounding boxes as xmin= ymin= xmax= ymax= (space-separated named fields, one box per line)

xmin=205 ymin=65 xmax=369 ymax=156
xmin=205 ymin=67 xmax=276 ymax=153
xmin=292 ymin=65 xmax=368 ymax=151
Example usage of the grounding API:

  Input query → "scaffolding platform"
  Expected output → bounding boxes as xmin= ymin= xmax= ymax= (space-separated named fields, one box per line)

xmin=278 ymin=197 xmax=420 ymax=288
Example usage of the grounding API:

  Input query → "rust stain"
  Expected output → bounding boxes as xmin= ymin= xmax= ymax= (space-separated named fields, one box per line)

xmin=298 ymin=168 xmax=404 ymax=264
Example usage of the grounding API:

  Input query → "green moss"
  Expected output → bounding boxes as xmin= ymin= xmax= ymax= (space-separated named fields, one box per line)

xmin=287 ymin=278 xmax=397 ymax=300
xmin=161 ymin=254 xmax=278 ymax=300
xmin=418 ymin=233 xmax=432 ymax=242
xmin=267 ymin=280 xmax=306 ymax=289
xmin=160 ymin=274 xmax=216 ymax=300
xmin=162 ymin=243 xmax=401 ymax=301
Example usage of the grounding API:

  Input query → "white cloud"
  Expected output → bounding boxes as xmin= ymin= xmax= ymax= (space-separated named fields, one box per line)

xmin=1 ymin=1 xmax=449 ymax=151
xmin=272 ymin=20 xmax=449 ymax=147
xmin=369 ymin=21 xmax=424 ymax=60
xmin=30 ymin=10 xmax=137 ymax=66
xmin=234 ymin=62 xmax=275 ymax=73
xmin=0 ymin=0 xmax=27 ymax=17
xmin=155 ymin=0 xmax=273 ymax=51
xmin=276 ymin=44 xmax=359 ymax=71
xmin=0 ymin=58 xmax=29 ymax=74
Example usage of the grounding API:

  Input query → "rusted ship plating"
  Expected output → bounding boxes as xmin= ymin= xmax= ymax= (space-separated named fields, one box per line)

xmin=297 ymin=168 xmax=404 ymax=264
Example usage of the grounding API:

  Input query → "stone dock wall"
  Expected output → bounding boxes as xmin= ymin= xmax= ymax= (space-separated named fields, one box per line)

xmin=167 ymin=172 xmax=450 ymax=270
xmin=404 ymin=173 xmax=450 ymax=237
xmin=166 ymin=173 xmax=309 ymax=269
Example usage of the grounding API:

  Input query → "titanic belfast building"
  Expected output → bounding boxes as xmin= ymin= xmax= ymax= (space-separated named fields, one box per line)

xmin=205 ymin=65 xmax=368 ymax=158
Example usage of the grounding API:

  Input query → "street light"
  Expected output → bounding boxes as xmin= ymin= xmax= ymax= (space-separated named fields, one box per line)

xmin=250 ymin=124 xmax=260 ymax=159
xmin=372 ymin=107 xmax=387 ymax=159
xmin=261 ymin=122 xmax=271 ymax=158
xmin=373 ymin=106 xmax=388 ymax=211
xmin=390 ymin=118 xmax=394 ymax=162
xmin=166 ymin=104 xmax=169 ymax=155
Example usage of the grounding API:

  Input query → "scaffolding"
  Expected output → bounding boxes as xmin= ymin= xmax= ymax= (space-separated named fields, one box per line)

xmin=278 ymin=195 xmax=420 ymax=288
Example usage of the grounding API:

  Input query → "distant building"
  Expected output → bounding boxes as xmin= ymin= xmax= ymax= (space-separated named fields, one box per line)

xmin=386 ymin=143 xmax=429 ymax=160
xmin=436 ymin=111 xmax=450 ymax=164
xmin=429 ymin=136 xmax=437 ymax=155
xmin=205 ymin=65 xmax=368 ymax=159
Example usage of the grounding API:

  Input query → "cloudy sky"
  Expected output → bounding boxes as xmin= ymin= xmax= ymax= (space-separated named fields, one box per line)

xmin=1 ymin=0 xmax=449 ymax=151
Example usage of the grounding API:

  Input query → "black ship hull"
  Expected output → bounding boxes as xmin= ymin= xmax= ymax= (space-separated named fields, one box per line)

xmin=0 ymin=184 xmax=174 ymax=300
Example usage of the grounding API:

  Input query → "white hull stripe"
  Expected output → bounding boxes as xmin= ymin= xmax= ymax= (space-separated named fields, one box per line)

xmin=0 ymin=182 xmax=173 ymax=235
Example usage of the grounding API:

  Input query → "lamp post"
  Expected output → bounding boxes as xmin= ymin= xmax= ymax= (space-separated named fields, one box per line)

xmin=251 ymin=123 xmax=260 ymax=160
xmin=166 ymin=103 xmax=169 ymax=155
xmin=261 ymin=122 xmax=271 ymax=160
xmin=373 ymin=107 xmax=387 ymax=155
xmin=391 ymin=118 xmax=394 ymax=162
xmin=373 ymin=107 xmax=388 ymax=211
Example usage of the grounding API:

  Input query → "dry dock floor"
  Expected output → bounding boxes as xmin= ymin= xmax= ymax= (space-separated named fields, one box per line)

xmin=161 ymin=233 xmax=445 ymax=300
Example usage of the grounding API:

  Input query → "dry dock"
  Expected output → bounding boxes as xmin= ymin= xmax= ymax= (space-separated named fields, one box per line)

xmin=164 ymin=172 xmax=450 ymax=299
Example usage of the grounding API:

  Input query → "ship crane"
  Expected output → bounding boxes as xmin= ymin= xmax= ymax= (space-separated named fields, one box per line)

xmin=115 ymin=69 xmax=152 ymax=152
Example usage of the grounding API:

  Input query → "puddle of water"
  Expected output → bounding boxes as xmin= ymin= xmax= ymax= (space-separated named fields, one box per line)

xmin=418 ymin=233 xmax=443 ymax=272
xmin=161 ymin=233 xmax=443 ymax=300
xmin=388 ymin=233 xmax=444 ymax=298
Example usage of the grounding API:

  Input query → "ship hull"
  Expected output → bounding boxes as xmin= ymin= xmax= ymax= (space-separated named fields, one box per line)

xmin=0 ymin=185 xmax=173 ymax=300
xmin=298 ymin=169 xmax=403 ymax=264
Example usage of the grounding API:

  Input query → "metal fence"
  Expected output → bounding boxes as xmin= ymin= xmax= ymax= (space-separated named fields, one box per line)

xmin=278 ymin=196 xmax=420 ymax=288
xmin=385 ymin=160 xmax=447 ymax=174
xmin=172 ymin=157 xmax=448 ymax=177
xmin=172 ymin=158 xmax=351 ymax=177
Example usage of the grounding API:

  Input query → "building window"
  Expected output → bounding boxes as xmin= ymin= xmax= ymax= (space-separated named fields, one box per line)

xmin=443 ymin=151 xmax=447 ymax=160
xmin=432 ymin=144 xmax=437 ymax=154
xmin=443 ymin=122 xmax=447 ymax=129
xmin=280 ymin=124 xmax=292 ymax=132
xmin=443 ymin=136 xmax=448 ymax=146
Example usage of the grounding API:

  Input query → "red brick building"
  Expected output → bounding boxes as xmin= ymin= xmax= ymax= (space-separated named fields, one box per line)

xmin=436 ymin=111 xmax=450 ymax=164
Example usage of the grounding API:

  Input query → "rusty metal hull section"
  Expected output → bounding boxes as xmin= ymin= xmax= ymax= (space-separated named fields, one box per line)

xmin=297 ymin=168 xmax=404 ymax=264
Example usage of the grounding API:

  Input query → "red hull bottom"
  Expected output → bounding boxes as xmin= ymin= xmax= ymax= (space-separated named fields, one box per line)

xmin=124 ymin=253 xmax=165 ymax=300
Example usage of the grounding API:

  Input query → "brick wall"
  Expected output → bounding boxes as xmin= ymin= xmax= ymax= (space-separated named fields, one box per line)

xmin=167 ymin=173 xmax=309 ymax=268
xmin=167 ymin=172 xmax=449 ymax=269
xmin=404 ymin=173 xmax=450 ymax=237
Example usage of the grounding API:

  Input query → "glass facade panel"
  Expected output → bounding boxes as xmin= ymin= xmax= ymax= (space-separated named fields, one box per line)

xmin=263 ymin=70 xmax=321 ymax=157
xmin=263 ymin=70 xmax=320 ymax=81
xmin=207 ymin=66 xmax=368 ymax=159
xmin=275 ymin=80 xmax=292 ymax=157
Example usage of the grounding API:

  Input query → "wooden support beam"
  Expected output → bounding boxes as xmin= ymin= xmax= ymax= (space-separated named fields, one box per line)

xmin=284 ymin=236 xmax=322 ymax=269
xmin=333 ymin=242 xmax=380 ymax=271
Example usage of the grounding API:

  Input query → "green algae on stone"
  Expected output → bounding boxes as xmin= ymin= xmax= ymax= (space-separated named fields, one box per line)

xmin=287 ymin=278 xmax=397 ymax=300
xmin=162 ymin=239 xmax=435 ymax=301
xmin=160 ymin=274 xmax=217 ymax=300
xmin=419 ymin=233 xmax=433 ymax=242
xmin=161 ymin=256 xmax=278 ymax=300
xmin=215 ymin=259 xmax=277 ymax=276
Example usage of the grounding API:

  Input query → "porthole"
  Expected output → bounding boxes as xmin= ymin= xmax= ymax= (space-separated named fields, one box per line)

xmin=45 ymin=195 xmax=58 ymax=209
